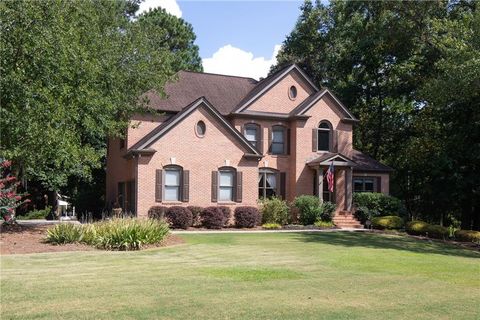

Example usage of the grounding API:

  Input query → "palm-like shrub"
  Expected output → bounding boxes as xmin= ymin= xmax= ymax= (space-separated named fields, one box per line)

xmin=165 ymin=206 xmax=193 ymax=229
xmin=46 ymin=223 xmax=83 ymax=244
xmin=234 ymin=206 xmax=261 ymax=228
xmin=46 ymin=219 xmax=169 ymax=250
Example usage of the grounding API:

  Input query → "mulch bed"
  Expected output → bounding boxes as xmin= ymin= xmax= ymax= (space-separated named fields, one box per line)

xmin=0 ymin=224 xmax=184 ymax=255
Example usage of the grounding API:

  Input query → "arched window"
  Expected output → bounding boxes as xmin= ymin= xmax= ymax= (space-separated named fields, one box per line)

xmin=164 ymin=165 xmax=183 ymax=201
xmin=258 ymin=168 xmax=278 ymax=199
xmin=218 ymin=167 xmax=236 ymax=202
xmin=243 ymin=123 xmax=260 ymax=148
xmin=317 ymin=121 xmax=332 ymax=151
xmin=271 ymin=125 xmax=286 ymax=155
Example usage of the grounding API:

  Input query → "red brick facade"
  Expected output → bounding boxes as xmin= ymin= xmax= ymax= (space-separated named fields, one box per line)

xmin=106 ymin=65 xmax=391 ymax=218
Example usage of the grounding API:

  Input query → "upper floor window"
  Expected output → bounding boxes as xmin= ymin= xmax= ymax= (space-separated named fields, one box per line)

xmin=218 ymin=167 xmax=235 ymax=202
xmin=244 ymin=123 xmax=259 ymax=148
xmin=196 ymin=120 xmax=206 ymax=137
xmin=271 ymin=125 xmax=285 ymax=155
xmin=288 ymin=86 xmax=297 ymax=100
xmin=164 ymin=165 xmax=182 ymax=201
xmin=317 ymin=121 xmax=331 ymax=151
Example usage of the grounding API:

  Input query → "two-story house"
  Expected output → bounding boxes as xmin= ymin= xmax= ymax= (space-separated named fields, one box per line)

xmin=106 ymin=64 xmax=392 ymax=226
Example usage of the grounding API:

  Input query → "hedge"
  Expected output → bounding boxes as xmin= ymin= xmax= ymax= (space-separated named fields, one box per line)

xmin=234 ymin=206 xmax=261 ymax=228
xmin=454 ymin=230 xmax=480 ymax=244
xmin=371 ymin=216 xmax=404 ymax=230
xmin=165 ymin=206 xmax=193 ymax=229
xmin=406 ymin=220 xmax=448 ymax=239
xmin=201 ymin=207 xmax=226 ymax=229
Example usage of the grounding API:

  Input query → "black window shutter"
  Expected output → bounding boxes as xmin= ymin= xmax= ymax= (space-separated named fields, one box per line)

xmin=286 ymin=128 xmax=291 ymax=155
xmin=182 ymin=170 xmax=189 ymax=202
xmin=257 ymin=126 xmax=263 ymax=154
xmin=376 ymin=177 xmax=382 ymax=193
xmin=155 ymin=169 xmax=162 ymax=202
xmin=312 ymin=128 xmax=317 ymax=152
xmin=211 ymin=171 xmax=218 ymax=202
xmin=267 ymin=127 xmax=272 ymax=153
xmin=236 ymin=171 xmax=243 ymax=203
xmin=280 ymin=172 xmax=286 ymax=200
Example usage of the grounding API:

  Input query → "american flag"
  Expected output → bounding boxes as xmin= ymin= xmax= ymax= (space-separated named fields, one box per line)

xmin=326 ymin=163 xmax=334 ymax=192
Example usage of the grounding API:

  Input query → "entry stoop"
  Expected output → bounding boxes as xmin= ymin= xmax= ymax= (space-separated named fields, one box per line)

xmin=333 ymin=211 xmax=364 ymax=229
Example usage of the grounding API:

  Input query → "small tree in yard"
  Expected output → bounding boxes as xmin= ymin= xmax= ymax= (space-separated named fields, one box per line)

xmin=0 ymin=160 xmax=29 ymax=223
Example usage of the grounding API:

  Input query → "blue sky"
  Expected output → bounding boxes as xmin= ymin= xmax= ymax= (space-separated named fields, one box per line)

xmin=137 ymin=0 xmax=304 ymax=79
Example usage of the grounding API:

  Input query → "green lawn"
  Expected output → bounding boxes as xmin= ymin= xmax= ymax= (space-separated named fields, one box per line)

xmin=1 ymin=232 xmax=479 ymax=319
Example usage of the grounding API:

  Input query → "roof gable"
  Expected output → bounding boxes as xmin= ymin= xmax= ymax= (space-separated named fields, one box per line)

xmin=128 ymin=97 xmax=262 ymax=158
xmin=291 ymin=89 xmax=358 ymax=122
xmin=232 ymin=64 xmax=319 ymax=114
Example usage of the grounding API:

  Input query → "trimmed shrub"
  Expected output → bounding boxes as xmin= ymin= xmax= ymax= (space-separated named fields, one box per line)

xmin=371 ymin=216 xmax=404 ymax=230
xmin=16 ymin=206 xmax=51 ymax=220
xmin=260 ymin=197 xmax=289 ymax=225
xmin=165 ymin=206 xmax=193 ymax=229
xmin=293 ymin=196 xmax=336 ymax=225
xmin=406 ymin=220 xmax=448 ymax=239
xmin=353 ymin=192 xmax=404 ymax=223
xmin=234 ymin=206 xmax=261 ymax=228
xmin=217 ymin=206 xmax=232 ymax=225
xmin=187 ymin=206 xmax=203 ymax=227
xmin=454 ymin=230 xmax=480 ymax=244
xmin=46 ymin=223 xmax=83 ymax=244
xmin=148 ymin=206 xmax=168 ymax=220
xmin=46 ymin=219 xmax=170 ymax=250
xmin=262 ymin=223 xmax=282 ymax=230
xmin=294 ymin=195 xmax=321 ymax=225
xmin=314 ymin=220 xmax=335 ymax=228
xmin=201 ymin=207 xmax=226 ymax=229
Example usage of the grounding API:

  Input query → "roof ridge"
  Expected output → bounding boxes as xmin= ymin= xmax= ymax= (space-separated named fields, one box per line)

xmin=179 ymin=70 xmax=258 ymax=82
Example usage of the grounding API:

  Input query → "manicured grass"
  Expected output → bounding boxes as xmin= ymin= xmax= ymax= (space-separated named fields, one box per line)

xmin=1 ymin=232 xmax=479 ymax=319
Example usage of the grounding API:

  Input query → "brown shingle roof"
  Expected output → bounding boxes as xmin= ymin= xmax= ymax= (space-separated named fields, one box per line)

xmin=143 ymin=71 xmax=258 ymax=115
xmin=352 ymin=149 xmax=393 ymax=172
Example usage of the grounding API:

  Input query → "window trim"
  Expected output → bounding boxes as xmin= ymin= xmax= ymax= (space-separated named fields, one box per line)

xmin=243 ymin=123 xmax=260 ymax=148
xmin=317 ymin=120 xmax=332 ymax=152
xmin=163 ymin=165 xmax=183 ymax=202
xmin=218 ymin=166 xmax=236 ymax=202
xmin=353 ymin=176 xmax=377 ymax=193
xmin=271 ymin=125 xmax=286 ymax=155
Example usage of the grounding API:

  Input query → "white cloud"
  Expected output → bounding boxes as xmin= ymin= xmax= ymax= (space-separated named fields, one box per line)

xmin=137 ymin=0 xmax=182 ymax=17
xmin=202 ymin=44 xmax=282 ymax=80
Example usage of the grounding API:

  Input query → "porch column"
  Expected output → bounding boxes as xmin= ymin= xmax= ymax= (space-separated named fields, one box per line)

xmin=317 ymin=167 xmax=324 ymax=203
xmin=345 ymin=166 xmax=353 ymax=211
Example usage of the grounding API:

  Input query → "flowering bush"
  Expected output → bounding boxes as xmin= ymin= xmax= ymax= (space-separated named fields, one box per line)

xmin=0 ymin=160 xmax=29 ymax=223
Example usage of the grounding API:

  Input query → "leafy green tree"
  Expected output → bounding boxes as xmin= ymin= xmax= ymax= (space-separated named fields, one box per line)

xmin=274 ymin=0 xmax=479 ymax=228
xmin=0 ymin=0 xmax=202 ymax=198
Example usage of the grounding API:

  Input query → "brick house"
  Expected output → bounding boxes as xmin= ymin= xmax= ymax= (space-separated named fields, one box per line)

xmin=106 ymin=64 xmax=392 ymax=225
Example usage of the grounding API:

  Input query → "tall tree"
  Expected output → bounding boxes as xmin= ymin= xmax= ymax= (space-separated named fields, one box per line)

xmin=0 ymin=0 xmax=202 ymax=194
xmin=274 ymin=0 xmax=479 ymax=228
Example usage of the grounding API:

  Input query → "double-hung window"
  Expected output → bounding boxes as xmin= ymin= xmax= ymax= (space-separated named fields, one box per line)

xmin=258 ymin=169 xmax=278 ymax=199
xmin=317 ymin=121 xmax=331 ymax=151
xmin=244 ymin=124 xmax=259 ymax=148
xmin=164 ymin=167 xmax=181 ymax=201
xmin=219 ymin=169 xmax=235 ymax=202
xmin=271 ymin=126 xmax=285 ymax=155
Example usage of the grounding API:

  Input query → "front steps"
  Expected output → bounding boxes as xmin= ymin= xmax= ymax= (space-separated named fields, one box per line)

xmin=333 ymin=211 xmax=363 ymax=229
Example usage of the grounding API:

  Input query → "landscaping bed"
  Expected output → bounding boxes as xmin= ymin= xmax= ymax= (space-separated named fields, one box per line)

xmin=0 ymin=224 xmax=184 ymax=255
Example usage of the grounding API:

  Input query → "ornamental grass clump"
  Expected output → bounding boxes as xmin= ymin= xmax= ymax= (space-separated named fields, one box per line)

xmin=46 ymin=219 xmax=169 ymax=250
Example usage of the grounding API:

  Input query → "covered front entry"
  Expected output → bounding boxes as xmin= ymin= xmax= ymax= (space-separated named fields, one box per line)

xmin=308 ymin=153 xmax=355 ymax=212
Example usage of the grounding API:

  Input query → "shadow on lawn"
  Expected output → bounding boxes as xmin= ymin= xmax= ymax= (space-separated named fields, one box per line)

xmin=293 ymin=232 xmax=480 ymax=259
